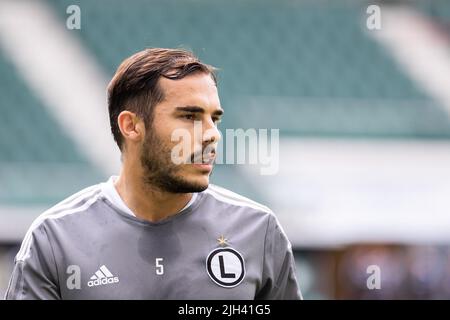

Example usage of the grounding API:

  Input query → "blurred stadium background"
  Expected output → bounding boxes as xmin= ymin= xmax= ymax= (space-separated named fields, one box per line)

xmin=1 ymin=0 xmax=450 ymax=299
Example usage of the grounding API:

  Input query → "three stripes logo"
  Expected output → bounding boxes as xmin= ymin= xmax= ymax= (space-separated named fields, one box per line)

xmin=87 ymin=265 xmax=119 ymax=287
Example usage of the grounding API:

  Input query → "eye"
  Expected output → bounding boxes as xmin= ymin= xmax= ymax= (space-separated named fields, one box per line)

xmin=183 ymin=114 xmax=196 ymax=120
xmin=212 ymin=117 xmax=222 ymax=124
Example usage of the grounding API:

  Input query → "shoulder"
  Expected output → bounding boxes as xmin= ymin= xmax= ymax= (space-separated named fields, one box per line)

xmin=203 ymin=183 xmax=274 ymax=216
xmin=203 ymin=184 xmax=291 ymax=246
xmin=15 ymin=183 xmax=103 ymax=262
xmin=38 ymin=183 xmax=103 ymax=223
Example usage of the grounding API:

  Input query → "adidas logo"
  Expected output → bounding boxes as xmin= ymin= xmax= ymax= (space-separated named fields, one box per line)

xmin=87 ymin=265 xmax=119 ymax=287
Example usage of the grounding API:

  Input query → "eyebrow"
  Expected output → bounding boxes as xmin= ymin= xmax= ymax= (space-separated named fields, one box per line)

xmin=175 ymin=106 xmax=224 ymax=116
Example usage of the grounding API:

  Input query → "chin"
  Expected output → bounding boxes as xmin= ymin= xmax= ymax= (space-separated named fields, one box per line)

xmin=179 ymin=169 xmax=208 ymax=186
xmin=187 ymin=176 xmax=209 ymax=190
xmin=174 ymin=167 xmax=212 ymax=193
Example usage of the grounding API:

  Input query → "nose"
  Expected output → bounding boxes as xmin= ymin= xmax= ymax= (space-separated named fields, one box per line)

xmin=202 ymin=118 xmax=221 ymax=145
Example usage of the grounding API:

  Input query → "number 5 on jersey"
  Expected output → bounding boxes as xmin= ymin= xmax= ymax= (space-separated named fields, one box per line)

xmin=156 ymin=258 xmax=164 ymax=275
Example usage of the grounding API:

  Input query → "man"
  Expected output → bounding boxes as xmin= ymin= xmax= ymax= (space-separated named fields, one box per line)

xmin=5 ymin=48 xmax=302 ymax=299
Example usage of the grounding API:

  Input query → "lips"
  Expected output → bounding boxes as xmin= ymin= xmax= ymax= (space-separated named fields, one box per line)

xmin=201 ymin=155 xmax=215 ymax=165
xmin=191 ymin=152 xmax=216 ymax=165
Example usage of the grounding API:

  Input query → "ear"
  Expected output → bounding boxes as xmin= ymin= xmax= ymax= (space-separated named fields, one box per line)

xmin=117 ymin=111 xmax=145 ymax=145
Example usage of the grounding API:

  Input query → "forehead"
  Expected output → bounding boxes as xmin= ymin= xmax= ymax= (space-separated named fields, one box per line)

xmin=157 ymin=73 xmax=220 ymax=108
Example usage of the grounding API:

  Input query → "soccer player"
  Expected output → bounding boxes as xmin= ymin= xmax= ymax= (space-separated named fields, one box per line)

xmin=5 ymin=48 xmax=302 ymax=300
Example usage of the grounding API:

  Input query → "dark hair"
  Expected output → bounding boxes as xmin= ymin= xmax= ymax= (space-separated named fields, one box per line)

xmin=107 ymin=48 xmax=217 ymax=151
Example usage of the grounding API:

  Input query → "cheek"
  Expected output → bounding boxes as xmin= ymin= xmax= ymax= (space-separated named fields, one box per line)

xmin=149 ymin=121 xmax=189 ymax=164
xmin=163 ymin=122 xmax=197 ymax=148
xmin=151 ymin=117 xmax=175 ymax=145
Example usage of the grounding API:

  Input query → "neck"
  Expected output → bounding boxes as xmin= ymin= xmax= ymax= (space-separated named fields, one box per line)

xmin=114 ymin=163 xmax=193 ymax=223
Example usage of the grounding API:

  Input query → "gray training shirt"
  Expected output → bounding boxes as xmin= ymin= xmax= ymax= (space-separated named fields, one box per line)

xmin=5 ymin=176 xmax=302 ymax=300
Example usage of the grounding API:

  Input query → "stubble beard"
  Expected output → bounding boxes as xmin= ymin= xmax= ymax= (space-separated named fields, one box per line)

xmin=140 ymin=128 xmax=210 ymax=194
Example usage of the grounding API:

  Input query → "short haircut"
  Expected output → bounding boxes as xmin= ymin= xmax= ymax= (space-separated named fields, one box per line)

xmin=107 ymin=48 xmax=217 ymax=150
